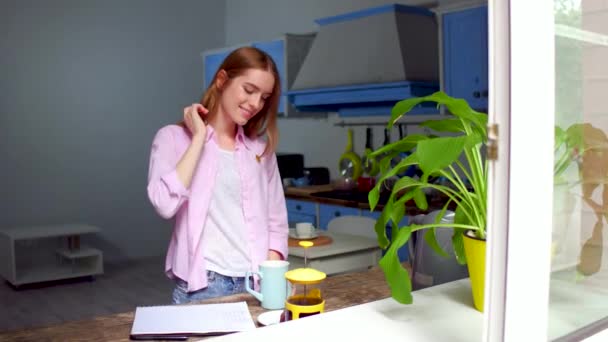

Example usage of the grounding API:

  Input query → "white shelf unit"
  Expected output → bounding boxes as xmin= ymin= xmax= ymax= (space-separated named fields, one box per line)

xmin=0 ymin=224 xmax=104 ymax=287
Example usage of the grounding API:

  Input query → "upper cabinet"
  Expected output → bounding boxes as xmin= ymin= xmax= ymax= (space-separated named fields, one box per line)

xmin=202 ymin=48 xmax=234 ymax=93
xmin=201 ymin=33 xmax=315 ymax=116
xmin=441 ymin=4 xmax=489 ymax=110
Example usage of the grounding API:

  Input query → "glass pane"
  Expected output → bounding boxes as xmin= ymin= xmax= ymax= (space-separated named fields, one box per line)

xmin=550 ymin=0 xmax=608 ymax=339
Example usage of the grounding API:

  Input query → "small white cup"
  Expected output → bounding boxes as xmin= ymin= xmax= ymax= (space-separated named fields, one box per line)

xmin=295 ymin=222 xmax=315 ymax=238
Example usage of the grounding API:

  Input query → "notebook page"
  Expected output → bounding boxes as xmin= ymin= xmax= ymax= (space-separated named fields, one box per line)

xmin=131 ymin=301 xmax=256 ymax=335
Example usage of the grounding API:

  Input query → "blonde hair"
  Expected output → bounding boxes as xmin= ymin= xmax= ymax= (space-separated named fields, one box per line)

xmin=186 ymin=46 xmax=281 ymax=156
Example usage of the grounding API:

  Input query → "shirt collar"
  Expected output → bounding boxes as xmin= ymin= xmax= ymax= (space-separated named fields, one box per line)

xmin=205 ymin=124 xmax=252 ymax=151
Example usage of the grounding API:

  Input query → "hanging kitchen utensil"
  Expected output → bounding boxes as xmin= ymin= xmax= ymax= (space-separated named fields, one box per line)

xmin=362 ymin=127 xmax=379 ymax=177
xmin=393 ymin=124 xmax=417 ymax=177
xmin=338 ymin=128 xmax=362 ymax=181
xmin=390 ymin=125 xmax=404 ymax=172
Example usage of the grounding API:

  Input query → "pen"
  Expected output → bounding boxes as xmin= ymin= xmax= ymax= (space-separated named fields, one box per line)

xmin=129 ymin=335 xmax=188 ymax=341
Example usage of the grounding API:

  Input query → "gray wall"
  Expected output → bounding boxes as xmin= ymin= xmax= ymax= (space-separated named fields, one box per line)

xmin=225 ymin=0 xmax=438 ymax=177
xmin=0 ymin=0 xmax=440 ymax=263
xmin=1 ymin=0 xmax=225 ymax=261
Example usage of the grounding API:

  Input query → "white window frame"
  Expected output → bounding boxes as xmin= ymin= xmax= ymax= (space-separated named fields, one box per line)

xmin=484 ymin=0 xmax=555 ymax=340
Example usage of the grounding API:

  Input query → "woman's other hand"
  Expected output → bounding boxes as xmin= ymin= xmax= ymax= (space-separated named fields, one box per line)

xmin=267 ymin=250 xmax=283 ymax=260
xmin=183 ymin=103 xmax=209 ymax=141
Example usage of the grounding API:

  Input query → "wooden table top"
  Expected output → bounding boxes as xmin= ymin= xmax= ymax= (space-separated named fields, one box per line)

xmin=1 ymin=265 xmax=405 ymax=342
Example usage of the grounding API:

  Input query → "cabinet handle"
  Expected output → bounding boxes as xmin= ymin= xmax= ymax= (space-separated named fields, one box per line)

xmin=296 ymin=205 xmax=302 ymax=210
xmin=473 ymin=91 xmax=481 ymax=98
xmin=482 ymin=90 xmax=488 ymax=98
xmin=334 ymin=211 xmax=341 ymax=217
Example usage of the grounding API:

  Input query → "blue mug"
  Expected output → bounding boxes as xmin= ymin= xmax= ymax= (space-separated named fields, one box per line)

xmin=246 ymin=260 xmax=290 ymax=310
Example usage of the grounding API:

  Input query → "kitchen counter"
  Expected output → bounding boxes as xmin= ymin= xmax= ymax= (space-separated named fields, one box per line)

xmin=284 ymin=185 xmax=451 ymax=215
xmin=213 ymin=278 xmax=482 ymax=342
xmin=0 ymin=265 xmax=401 ymax=342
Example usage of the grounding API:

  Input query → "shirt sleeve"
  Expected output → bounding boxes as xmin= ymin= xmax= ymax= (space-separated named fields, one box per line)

xmin=265 ymin=152 xmax=289 ymax=259
xmin=147 ymin=126 xmax=190 ymax=219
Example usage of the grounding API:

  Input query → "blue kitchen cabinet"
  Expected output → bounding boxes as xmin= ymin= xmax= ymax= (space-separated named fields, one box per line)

xmin=285 ymin=199 xmax=317 ymax=227
xmin=318 ymin=204 xmax=361 ymax=231
xmin=252 ymin=40 xmax=286 ymax=114
xmin=361 ymin=209 xmax=409 ymax=262
xmin=202 ymin=48 xmax=236 ymax=90
xmin=442 ymin=5 xmax=488 ymax=110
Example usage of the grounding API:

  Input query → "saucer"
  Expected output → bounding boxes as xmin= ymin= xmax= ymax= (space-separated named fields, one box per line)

xmin=288 ymin=228 xmax=319 ymax=240
xmin=257 ymin=310 xmax=283 ymax=326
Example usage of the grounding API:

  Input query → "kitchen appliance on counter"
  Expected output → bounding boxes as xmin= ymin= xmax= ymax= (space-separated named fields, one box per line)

xmin=304 ymin=167 xmax=330 ymax=185
xmin=282 ymin=241 xmax=327 ymax=321
xmin=277 ymin=154 xmax=330 ymax=187
xmin=408 ymin=210 xmax=469 ymax=290
xmin=277 ymin=153 xmax=304 ymax=182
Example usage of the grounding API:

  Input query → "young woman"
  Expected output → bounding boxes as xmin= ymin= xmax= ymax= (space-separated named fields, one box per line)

xmin=147 ymin=47 xmax=289 ymax=304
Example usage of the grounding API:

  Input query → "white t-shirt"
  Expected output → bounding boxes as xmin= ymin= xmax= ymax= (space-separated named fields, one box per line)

xmin=201 ymin=148 xmax=251 ymax=277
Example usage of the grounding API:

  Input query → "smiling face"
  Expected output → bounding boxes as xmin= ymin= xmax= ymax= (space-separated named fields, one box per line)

xmin=199 ymin=46 xmax=281 ymax=155
xmin=216 ymin=68 xmax=276 ymax=126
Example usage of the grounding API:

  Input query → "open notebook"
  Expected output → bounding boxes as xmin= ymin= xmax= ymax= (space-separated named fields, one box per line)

xmin=130 ymin=301 xmax=256 ymax=340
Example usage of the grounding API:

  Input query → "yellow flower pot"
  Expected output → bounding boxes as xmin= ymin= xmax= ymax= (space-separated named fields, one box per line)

xmin=463 ymin=231 xmax=486 ymax=312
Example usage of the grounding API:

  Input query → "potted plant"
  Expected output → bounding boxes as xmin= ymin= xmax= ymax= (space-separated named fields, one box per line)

xmin=554 ymin=123 xmax=608 ymax=277
xmin=366 ymin=91 xmax=488 ymax=311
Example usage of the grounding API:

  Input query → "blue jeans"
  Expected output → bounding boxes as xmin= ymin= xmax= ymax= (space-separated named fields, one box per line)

xmin=172 ymin=271 xmax=248 ymax=304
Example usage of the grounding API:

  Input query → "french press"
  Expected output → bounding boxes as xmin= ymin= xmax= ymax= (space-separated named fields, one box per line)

xmin=282 ymin=241 xmax=327 ymax=321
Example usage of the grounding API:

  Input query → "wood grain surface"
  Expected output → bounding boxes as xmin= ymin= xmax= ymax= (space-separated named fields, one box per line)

xmin=287 ymin=234 xmax=333 ymax=247
xmin=0 ymin=264 xmax=408 ymax=342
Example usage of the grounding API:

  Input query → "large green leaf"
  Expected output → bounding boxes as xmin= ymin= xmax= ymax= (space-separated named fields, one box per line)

xmin=369 ymin=134 xmax=428 ymax=158
xmin=368 ymin=153 xmax=408 ymax=210
xmin=368 ymin=185 xmax=380 ymax=211
xmin=421 ymin=199 xmax=454 ymax=258
xmin=390 ymin=186 xmax=423 ymax=224
xmin=390 ymin=97 xmax=430 ymax=126
xmin=412 ymin=187 xmax=428 ymax=210
xmin=424 ymin=228 xmax=449 ymax=258
xmin=387 ymin=176 xmax=419 ymax=211
xmin=370 ymin=154 xmax=419 ymax=210
xmin=434 ymin=94 xmax=488 ymax=136
xmin=454 ymin=199 xmax=473 ymax=226
xmin=378 ymin=151 xmax=400 ymax=174
xmin=464 ymin=131 xmax=484 ymax=150
xmin=390 ymin=92 xmax=488 ymax=137
xmin=373 ymin=204 xmax=391 ymax=248
xmin=417 ymin=136 xmax=467 ymax=174
xmin=420 ymin=119 xmax=465 ymax=133
xmin=379 ymin=226 xmax=413 ymax=304
xmin=452 ymin=229 xmax=467 ymax=265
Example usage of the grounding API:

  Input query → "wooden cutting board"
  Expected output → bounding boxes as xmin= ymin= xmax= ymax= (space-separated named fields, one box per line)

xmin=284 ymin=184 xmax=334 ymax=196
xmin=288 ymin=234 xmax=333 ymax=247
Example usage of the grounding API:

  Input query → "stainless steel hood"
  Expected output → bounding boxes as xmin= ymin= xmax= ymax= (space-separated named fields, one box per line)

xmin=287 ymin=4 xmax=440 ymax=116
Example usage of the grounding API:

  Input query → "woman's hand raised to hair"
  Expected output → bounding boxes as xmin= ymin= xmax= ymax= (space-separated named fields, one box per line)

xmin=175 ymin=103 xmax=209 ymax=189
xmin=183 ymin=103 xmax=209 ymax=142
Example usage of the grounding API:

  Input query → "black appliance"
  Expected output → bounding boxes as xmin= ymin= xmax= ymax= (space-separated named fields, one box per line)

xmin=276 ymin=153 xmax=304 ymax=180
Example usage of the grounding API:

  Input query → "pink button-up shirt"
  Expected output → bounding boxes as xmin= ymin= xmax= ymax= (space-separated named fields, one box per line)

xmin=147 ymin=124 xmax=289 ymax=292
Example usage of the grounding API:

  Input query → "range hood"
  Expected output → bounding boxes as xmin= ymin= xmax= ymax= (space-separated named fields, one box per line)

xmin=287 ymin=4 xmax=440 ymax=116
